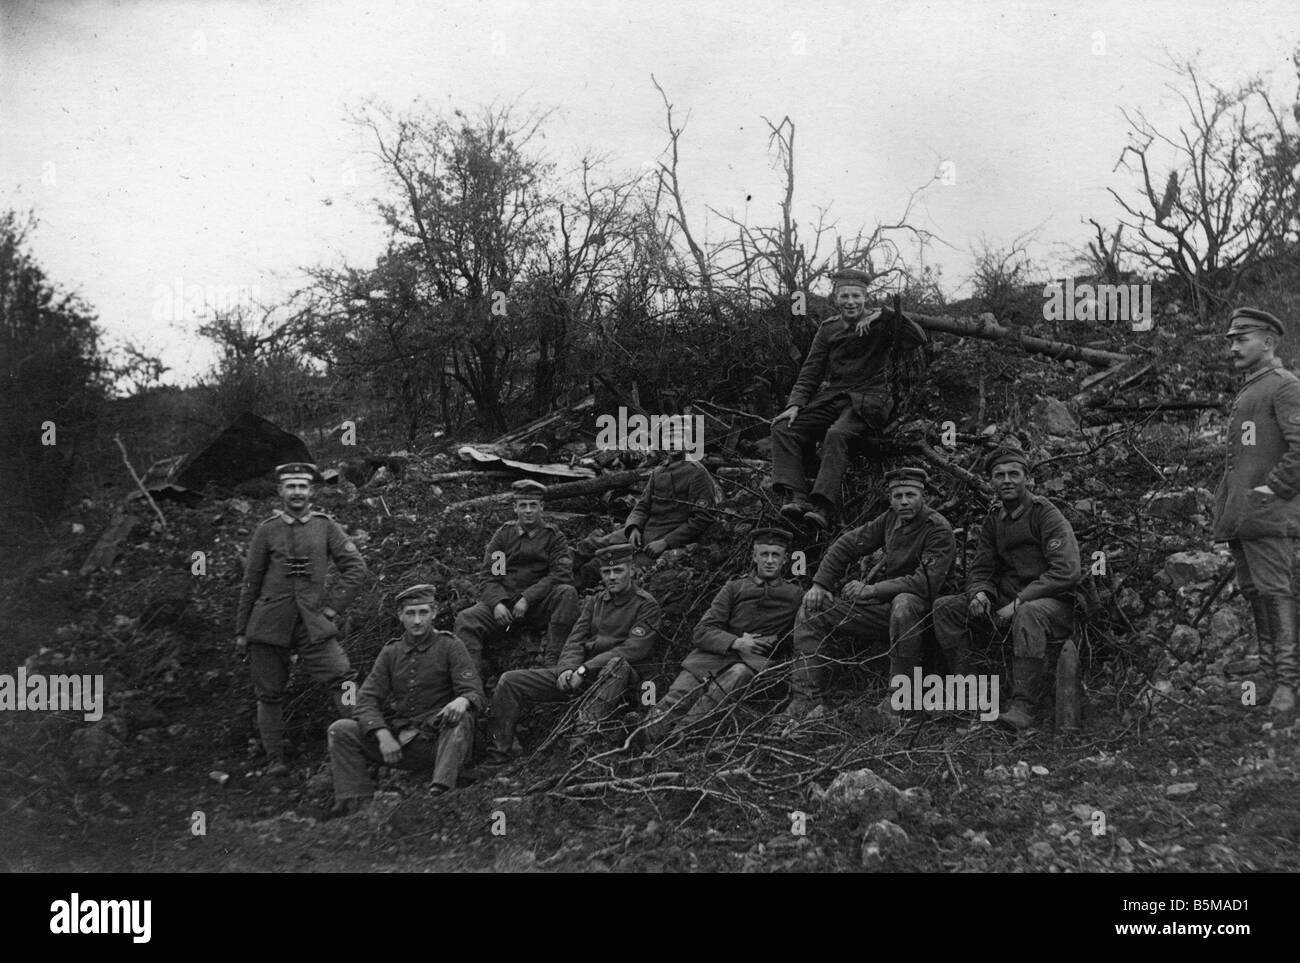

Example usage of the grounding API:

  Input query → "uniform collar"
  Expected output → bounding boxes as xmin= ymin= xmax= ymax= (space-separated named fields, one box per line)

xmin=278 ymin=509 xmax=314 ymax=525
xmin=748 ymin=572 xmax=787 ymax=586
xmin=998 ymin=492 xmax=1033 ymax=520
xmin=892 ymin=504 xmax=930 ymax=529
xmin=515 ymin=521 xmax=545 ymax=538
xmin=599 ymin=584 xmax=637 ymax=602
xmin=401 ymin=630 xmax=436 ymax=653
xmin=1243 ymin=357 xmax=1283 ymax=385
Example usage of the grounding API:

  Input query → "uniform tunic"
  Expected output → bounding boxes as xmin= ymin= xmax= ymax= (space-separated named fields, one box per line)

xmin=789 ymin=506 xmax=955 ymax=700
xmin=329 ymin=630 xmax=484 ymax=798
xmin=236 ymin=510 xmax=367 ymax=646
xmin=624 ymin=458 xmax=718 ymax=547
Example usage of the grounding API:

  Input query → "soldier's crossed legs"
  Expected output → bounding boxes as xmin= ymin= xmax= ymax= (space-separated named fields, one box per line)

xmin=454 ymin=582 xmax=580 ymax=671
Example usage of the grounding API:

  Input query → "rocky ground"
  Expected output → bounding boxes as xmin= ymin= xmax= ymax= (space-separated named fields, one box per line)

xmin=3 ymin=315 xmax=1298 ymax=873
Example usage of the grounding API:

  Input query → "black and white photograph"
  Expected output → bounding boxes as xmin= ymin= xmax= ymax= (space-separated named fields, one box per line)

xmin=1 ymin=0 xmax=1297 ymax=905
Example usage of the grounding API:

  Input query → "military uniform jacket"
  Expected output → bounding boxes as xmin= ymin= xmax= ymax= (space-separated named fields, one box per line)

xmin=1212 ymin=359 xmax=1300 ymax=540
xmin=967 ymin=494 xmax=1081 ymax=604
xmin=556 ymin=586 xmax=662 ymax=673
xmin=684 ymin=574 xmax=803 ymax=675
xmin=476 ymin=522 xmax=574 ymax=608
xmin=813 ymin=505 xmax=956 ymax=602
xmin=786 ymin=311 xmax=927 ymax=416
xmin=355 ymin=630 xmax=486 ymax=736
xmin=624 ymin=458 xmax=718 ymax=548
xmin=236 ymin=510 xmax=367 ymax=646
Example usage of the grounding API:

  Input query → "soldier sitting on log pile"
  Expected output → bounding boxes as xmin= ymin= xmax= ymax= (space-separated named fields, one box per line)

xmin=770 ymin=269 xmax=928 ymax=531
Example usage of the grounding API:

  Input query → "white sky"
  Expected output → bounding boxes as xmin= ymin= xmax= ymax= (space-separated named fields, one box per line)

xmin=2 ymin=0 xmax=1297 ymax=383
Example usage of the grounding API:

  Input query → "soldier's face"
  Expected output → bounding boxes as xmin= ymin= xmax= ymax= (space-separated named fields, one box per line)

xmin=991 ymin=464 xmax=1028 ymax=503
xmin=1227 ymin=331 xmax=1275 ymax=371
xmin=514 ymin=498 xmax=542 ymax=528
xmin=399 ymin=603 xmax=434 ymax=637
xmin=889 ymin=485 xmax=925 ymax=520
xmin=752 ymin=543 xmax=787 ymax=580
xmin=835 ymin=286 xmax=867 ymax=320
xmin=279 ymin=480 xmax=312 ymax=512
xmin=600 ymin=562 xmax=633 ymax=594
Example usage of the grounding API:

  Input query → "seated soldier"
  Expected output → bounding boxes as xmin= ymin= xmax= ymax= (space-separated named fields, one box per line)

xmin=574 ymin=421 xmax=718 ymax=587
xmin=455 ymin=479 xmax=579 ymax=670
xmin=779 ymin=467 xmax=956 ymax=726
xmin=771 ymin=270 xmax=928 ymax=530
xmin=638 ymin=527 xmax=803 ymax=744
xmin=932 ymin=448 xmax=1082 ymax=731
xmin=483 ymin=542 xmax=662 ymax=764
xmin=326 ymin=584 xmax=485 ymax=817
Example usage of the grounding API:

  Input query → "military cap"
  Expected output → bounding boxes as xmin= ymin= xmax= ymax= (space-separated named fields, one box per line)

xmin=830 ymin=268 xmax=873 ymax=290
xmin=750 ymin=526 xmax=794 ymax=547
xmin=275 ymin=462 xmax=323 ymax=484
xmin=511 ymin=478 xmax=547 ymax=499
xmin=395 ymin=583 xmax=438 ymax=608
xmin=984 ymin=447 xmax=1030 ymax=475
xmin=595 ymin=542 xmax=635 ymax=566
xmin=1224 ymin=306 xmax=1285 ymax=339
xmin=885 ymin=467 xmax=930 ymax=490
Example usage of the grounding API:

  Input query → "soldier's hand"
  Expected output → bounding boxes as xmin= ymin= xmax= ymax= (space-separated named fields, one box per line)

xmin=233 ymin=635 xmax=248 ymax=659
xmin=438 ymin=696 xmax=470 ymax=725
xmin=645 ymin=539 xmax=668 ymax=558
xmin=994 ymin=601 xmax=1016 ymax=627
xmin=774 ymin=405 xmax=799 ymax=427
xmin=968 ymin=592 xmax=990 ymax=618
xmin=375 ymin=729 xmax=403 ymax=765
xmin=493 ymin=603 xmax=513 ymax=627
xmin=842 ymin=580 xmax=871 ymax=601
xmin=731 ymin=633 xmax=762 ymax=657
xmin=804 ymin=584 xmax=833 ymax=614
xmin=626 ymin=529 xmax=644 ymax=550
xmin=556 ymin=670 xmax=575 ymax=692
xmin=512 ymin=598 xmax=529 ymax=620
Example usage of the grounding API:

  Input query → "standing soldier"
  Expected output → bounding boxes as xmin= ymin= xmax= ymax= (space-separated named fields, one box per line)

xmin=454 ymin=479 xmax=579 ymax=671
xmin=574 ymin=422 xmax=718 ymax=586
xmin=932 ymin=449 xmax=1081 ymax=731
xmin=780 ymin=467 xmax=956 ymax=725
xmin=483 ymin=543 xmax=662 ymax=764
xmin=235 ymin=463 xmax=367 ymax=776
xmin=326 ymin=584 xmax=485 ymax=817
xmin=770 ymin=270 xmax=928 ymax=530
xmin=1214 ymin=307 xmax=1300 ymax=714
xmin=639 ymin=527 xmax=803 ymax=743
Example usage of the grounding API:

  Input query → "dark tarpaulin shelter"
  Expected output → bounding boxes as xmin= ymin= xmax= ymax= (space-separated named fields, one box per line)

xmin=175 ymin=413 xmax=313 ymax=491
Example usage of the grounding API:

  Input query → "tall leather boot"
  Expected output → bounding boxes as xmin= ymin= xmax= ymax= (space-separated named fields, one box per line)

xmin=257 ymin=701 xmax=290 ymax=776
xmin=1248 ymin=595 xmax=1274 ymax=697
xmin=997 ymin=656 xmax=1045 ymax=731
xmin=879 ymin=657 xmax=912 ymax=721
xmin=945 ymin=642 xmax=969 ymax=678
xmin=1264 ymin=595 xmax=1298 ymax=713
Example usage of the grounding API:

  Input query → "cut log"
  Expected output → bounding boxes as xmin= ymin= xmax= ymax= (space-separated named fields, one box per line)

xmin=909 ymin=312 xmax=1131 ymax=369
xmin=492 ymin=395 xmax=596 ymax=446
xmin=444 ymin=469 xmax=652 ymax=512
xmin=80 ymin=508 xmax=138 ymax=575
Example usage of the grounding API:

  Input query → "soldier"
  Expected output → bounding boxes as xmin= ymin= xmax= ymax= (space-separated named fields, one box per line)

xmin=483 ymin=542 xmax=662 ymax=764
xmin=771 ymin=269 xmax=928 ymax=530
xmin=780 ymin=467 xmax=956 ymax=725
xmin=1213 ymin=306 xmax=1300 ymax=714
xmin=639 ymin=527 xmax=803 ymax=743
xmin=234 ymin=462 xmax=367 ymax=777
xmin=454 ymin=479 xmax=579 ymax=670
xmin=326 ymin=584 xmax=485 ymax=817
xmin=574 ymin=422 xmax=718 ymax=587
xmin=932 ymin=448 xmax=1082 ymax=730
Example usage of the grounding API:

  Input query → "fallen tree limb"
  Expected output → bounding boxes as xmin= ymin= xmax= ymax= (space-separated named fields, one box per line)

xmin=443 ymin=468 xmax=652 ymax=512
xmin=918 ymin=440 xmax=991 ymax=494
xmin=115 ymin=434 xmax=167 ymax=529
xmin=909 ymin=312 xmax=1131 ymax=368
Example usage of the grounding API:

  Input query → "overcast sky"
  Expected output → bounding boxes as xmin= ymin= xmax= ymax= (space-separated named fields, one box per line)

xmin=2 ymin=0 xmax=1297 ymax=384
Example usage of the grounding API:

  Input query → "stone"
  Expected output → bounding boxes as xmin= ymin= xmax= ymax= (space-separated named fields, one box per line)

xmin=1166 ymin=782 xmax=1199 ymax=798
xmin=1146 ymin=488 xmax=1199 ymax=519
xmin=822 ymin=768 xmax=905 ymax=820
xmin=1169 ymin=625 xmax=1202 ymax=658
xmin=1164 ymin=551 xmax=1228 ymax=590
xmin=1029 ymin=397 xmax=1078 ymax=436
xmin=1118 ymin=587 xmax=1145 ymax=616
xmin=1028 ymin=841 xmax=1056 ymax=863
xmin=1208 ymin=609 xmax=1242 ymax=647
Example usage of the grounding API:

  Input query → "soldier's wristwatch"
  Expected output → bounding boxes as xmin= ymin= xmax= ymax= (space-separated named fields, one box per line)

xmin=576 ymin=665 xmax=588 ymax=678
